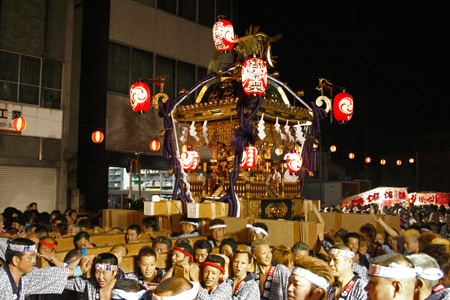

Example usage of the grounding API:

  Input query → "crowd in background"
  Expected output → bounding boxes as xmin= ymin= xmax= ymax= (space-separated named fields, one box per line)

xmin=1 ymin=201 xmax=450 ymax=300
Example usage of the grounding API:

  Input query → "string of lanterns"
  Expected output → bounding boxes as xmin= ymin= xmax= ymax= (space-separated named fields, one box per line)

xmin=328 ymin=144 xmax=416 ymax=166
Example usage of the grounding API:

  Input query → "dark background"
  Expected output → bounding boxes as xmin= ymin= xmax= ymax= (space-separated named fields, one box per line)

xmin=236 ymin=1 xmax=450 ymax=159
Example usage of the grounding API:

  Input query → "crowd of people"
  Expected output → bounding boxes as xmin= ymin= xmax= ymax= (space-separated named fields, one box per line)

xmin=1 ymin=201 xmax=450 ymax=300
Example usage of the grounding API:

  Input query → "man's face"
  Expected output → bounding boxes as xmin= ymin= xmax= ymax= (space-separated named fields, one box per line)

xmin=233 ymin=253 xmax=251 ymax=278
xmin=126 ymin=229 xmax=140 ymax=243
xmin=95 ymin=267 xmax=117 ymax=288
xmin=294 ymin=250 xmax=309 ymax=260
xmin=70 ymin=212 xmax=77 ymax=221
xmin=67 ymin=226 xmax=79 ymax=236
xmin=12 ymin=222 xmax=24 ymax=233
xmin=30 ymin=204 xmax=37 ymax=211
xmin=75 ymin=237 xmax=93 ymax=249
xmin=403 ymin=236 xmax=418 ymax=254
xmin=220 ymin=245 xmax=234 ymax=260
xmin=138 ymin=255 xmax=156 ymax=281
xmin=287 ymin=274 xmax=316 ymax=300
xmin=194 ymin=248 xmax=209 ymax=263
xmin=153 ymin=242 xmax=169 ymax=254
xmin=375 ymin=233 xmax=385 ymax=245
xmin=203 ymin=265 xmax=222 ymax=288
xmin=172 ymin=249 xmax=188 ymax=266
xmin=365 ymin=276 xmax=395 ymax=300
xmin=16 ymin=252 xmax=36 ymax=274
xmin=39 ymin=240 xmax=56 ymax=256
xmin=181 ymin=223 xmax=195 ymax=234
xmin=328 ymin=254 xmax=350 ymax=278
xmin=253 ymin=244 xmax=272 ymax=267
xmin=359 ymin=242 xmax=368 ymax=255
xmin=212 ymin=228 xmax=226 ymax=243
xmin=346 ymin=237 xmax=359 ymax=253
xmin=250 ymin=230 xmax=266 ymax=241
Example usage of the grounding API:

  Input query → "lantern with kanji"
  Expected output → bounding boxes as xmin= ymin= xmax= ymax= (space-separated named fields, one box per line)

xmin=212 ymin=19 xmax=235 ymax=51
xmin=396 ymin=160 xmax=402 ymax=166
xmin=149 ymin=139 xmax=160 ymax=151
xmin=181 ymin=149 xmax=200 ymax=171
xmin=380 ymin=159 xmax=386 ymax=165
xmin=330 ymin=145 xmax=337 ymax=153
xmin=333 ymin=92 xmax=354 ymax=122
xmin=240 ymin=146 xmax=258 ymax=169
xmin=365 ymin=157 xmax=371 ymax=163
xmin=349 ymin=153 xmax=355 ymax=159
xmin=92 ymin=131 xmax=104 ymax=143
xmin=13 ymin=117 xmax=26 ymax=132
xmin=284 ymin=152 xmax=302 ymax=173
xmin=242 ymin=58 xmax=267 ymax=96
xmin=130 ymin=81 xmax=151 ymax=113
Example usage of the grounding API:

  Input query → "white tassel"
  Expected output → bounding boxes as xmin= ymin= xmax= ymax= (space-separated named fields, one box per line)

xmin=202 ymin=121 xmax=209 ymax=145
xmin=189 ymin=121 xmax=200 ymax=141
xmin=257 ymin=113 xmax=266 ymax=140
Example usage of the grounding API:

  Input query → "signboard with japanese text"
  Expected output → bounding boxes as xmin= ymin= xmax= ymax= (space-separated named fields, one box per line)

xmin=341 ymin=187 xmax=408 ymax=207
xmin=409 ymin=192 xmax=450 ymax=206
xmin=0 ymin=103 xmax=62 ymax=139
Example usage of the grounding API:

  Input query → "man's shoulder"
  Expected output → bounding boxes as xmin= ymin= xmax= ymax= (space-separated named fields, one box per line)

xmin=275 ymin=263 xmax=291 ymax=275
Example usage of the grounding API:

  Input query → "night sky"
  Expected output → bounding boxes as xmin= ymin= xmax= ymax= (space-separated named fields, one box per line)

xmin=236 ymin=1 xmax=450 ymax=159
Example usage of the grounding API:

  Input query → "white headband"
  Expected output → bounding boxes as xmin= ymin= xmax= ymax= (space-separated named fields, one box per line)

xmin=95 ymin=264 xmax=118 ymax=271
xmin=247 ymin=224 xmax=268 ymax=237
xmin=329 ymin=248 xmax=355 ymax=259
xmin=368 ymin=263 xmax=443 ymax=280
xmin=209 ymin=224 xmax=226 ymax=230
xmin=180 ymin=221 xmax=199 ymax=228
xmin=111 ymin=289 xmax=147 ymax=300
xmin=152 ymin=281 xmax=199 ymax=300
xmin=292 ymin=267 xmax=330 ymax=289
xmin=8 ymin=243 xmax=36 ymax=252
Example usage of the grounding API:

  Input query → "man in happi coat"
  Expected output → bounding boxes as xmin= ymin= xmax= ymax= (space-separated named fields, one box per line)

xmin=252 ymin=239 xmax=290 ymax=300
xmin=326 ymin=245 xmax=367 ymax=300
xmin=0 ymin=238 xmax=88 ymax=300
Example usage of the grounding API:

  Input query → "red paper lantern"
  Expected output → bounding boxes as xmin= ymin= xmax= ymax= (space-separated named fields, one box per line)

xmin=284 ymin=152 xmax=302 ymax=173
xmin=409 ymin=158 xmax=415 ymax=164
xmin=12 ymin=117 xmax=26 ymax=132
xmin=365 ymin=157 xmax=371 ymax=163
xmin=330 ymin=145 xmax=337 ymax=153
xmin=333 ymin=92 xmax=354 ymax=122
xmin=212 ymin=19 xmax=235 ymax=51
xmin=396 ymin=160 xmax=402 ymax=166
xmin=149 ymin=139 xmax=160 ymax=151
xmin=380 ymin=159 xmax=386 ymax=165
xmin=130 ymin=82 xmax=151 ymax=113
xmin=242 ymin=58 xmax=267 ymax=96
xmin=240 ymin=146 xmax=259 ymax=169
xmin=92 ymin=131 xmax=104 ymax=143
xmin=181 ymin=150 xmax=200 ymax=171
xmin=348 ymin=153 xmax=355 ymax=159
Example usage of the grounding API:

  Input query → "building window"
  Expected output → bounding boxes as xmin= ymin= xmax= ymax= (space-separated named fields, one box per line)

xmin=178 ymin=0 xmax=197 ymax=21
xmin=0 ymin=49 xmax=62 ymax=109
xmin=131 ymin=48 xmax=154 ymax=83
xmin=177 ymin=61 xmax=195 ymax=104
xmin=155 ymin=55 xmax=175 ymax=97
xmin=107 ymin=42 xmax=130 ymax=94
xmin=107 ymin=42 xmax=208 ymax=100
xmin=198 ymin=0 xmax=215 ymax=27
xmin=157 ymin=0 xmax=177 ymax=14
